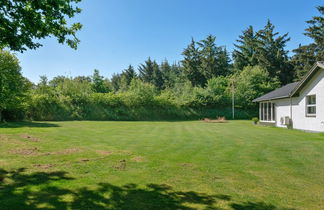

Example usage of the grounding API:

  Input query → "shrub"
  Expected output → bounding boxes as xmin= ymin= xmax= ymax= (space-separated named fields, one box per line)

xmin=252 ymin=117 xmax=259 ymax=124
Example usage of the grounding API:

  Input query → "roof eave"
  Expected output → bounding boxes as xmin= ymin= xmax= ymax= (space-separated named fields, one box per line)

xmin=253 ymin=95 xmax=291 ymax=103
xmin=290 ymin=62 xmax=324 ymax=97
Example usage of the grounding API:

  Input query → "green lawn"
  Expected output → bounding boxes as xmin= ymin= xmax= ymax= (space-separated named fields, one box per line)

xmin=0 ymin=121 xmax=323 ymax=209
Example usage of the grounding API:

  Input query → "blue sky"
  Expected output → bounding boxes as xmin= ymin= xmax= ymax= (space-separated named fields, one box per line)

xmin=16 ymin=0 xmax=322 ymax=83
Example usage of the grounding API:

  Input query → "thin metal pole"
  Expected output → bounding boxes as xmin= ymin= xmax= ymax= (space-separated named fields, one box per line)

xmin=232 ymin=80 xmax=235 ymax=120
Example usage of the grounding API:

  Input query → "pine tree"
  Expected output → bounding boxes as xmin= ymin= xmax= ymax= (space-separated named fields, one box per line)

xmin=233 ymin=26 xmax=260 ymax=70
xmin=152 ymin=61 xmax=164 ymax=90
xmin=198 ymin=35 xmax=218 ymax=79
xmin=181 ymin=39 xmax=206 ymax=86
xmin=122 ymin=65 xmax=137 ymax=86
xmin=160 ymin=59 xmax=174 ymax=88
xmin=216 ymin=47 xmax=232 ymax=76
xmin=139 ymin=57 xmax=155 ymax=83
xmin=291 ymin=44 xmax=317 ymax=80
xmin=291 ymin=6 xmax=324 ymax=80
xmin=257 ymin=20 xmax=293 ymax=84
xmin=304 ymin=6 xmax=324 ymax=54
xmin=111 ymin=73 xmax=122 ymax=92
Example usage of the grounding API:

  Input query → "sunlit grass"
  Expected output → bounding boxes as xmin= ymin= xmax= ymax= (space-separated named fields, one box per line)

xmin=0 ymin=121 xmax=323 ymax=209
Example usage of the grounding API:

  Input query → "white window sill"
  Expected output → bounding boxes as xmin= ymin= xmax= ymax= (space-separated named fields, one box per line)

xmin=260 ymin=120 xmax=276 ymax=123
xmin=306 ymin=114 xmax=316 ymax=118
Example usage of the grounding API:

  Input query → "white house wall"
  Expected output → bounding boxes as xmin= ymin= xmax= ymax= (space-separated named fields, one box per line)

xmin=273 ymin=98 xmax=291 ymax=128
xmin=291 ymin=68 xmax=324 ymax=132
xmin=271 ymin=68 xmax=324 ymax=132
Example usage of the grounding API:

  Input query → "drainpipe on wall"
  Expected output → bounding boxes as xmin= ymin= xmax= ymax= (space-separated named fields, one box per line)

xmin=289 ymin=97 xmax=293 ymax=129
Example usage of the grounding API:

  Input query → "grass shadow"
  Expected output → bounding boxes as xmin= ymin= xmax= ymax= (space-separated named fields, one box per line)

xmin=0 ymin=167 xmax=290 ymax=210
xmin=0 ymin=121 xmax=60 ymax=128
xmin=231 ymin=201 xmax=295 ymax=210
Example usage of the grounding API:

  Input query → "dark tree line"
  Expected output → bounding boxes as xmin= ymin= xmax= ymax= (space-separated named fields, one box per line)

xmin=110 ymin=6 xmax=323 ymax=90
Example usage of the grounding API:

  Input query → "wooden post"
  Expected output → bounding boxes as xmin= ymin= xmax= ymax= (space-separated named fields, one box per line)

xmin=259 ymin=103 xmax=261 ymax=120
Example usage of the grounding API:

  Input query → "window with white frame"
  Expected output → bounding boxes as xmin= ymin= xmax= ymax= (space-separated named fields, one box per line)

xmin=306 ymin=95 xmax=316 ymax=117
xmin=260 ymin=102 xmax=275 ymax=122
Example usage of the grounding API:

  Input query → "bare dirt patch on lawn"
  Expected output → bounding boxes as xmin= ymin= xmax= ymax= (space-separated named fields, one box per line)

xmin=20 ymin=134 xmax=40 ymax=142
xmin=43 ymin=148 xmax=82 ymax=156
xmin=203 ymin=117 xmax=227 ymax=123
xmin=131 ymin=156 xmax=144 ymax=162
xmin=0 ymin=135 xmax=9 ymax=141
xmin=11 ymin=147 xmax=39 ymax=155
xmin=96 ymin=150 xmax=113 ymax=156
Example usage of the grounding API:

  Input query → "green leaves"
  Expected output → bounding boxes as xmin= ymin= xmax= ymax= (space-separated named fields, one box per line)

xmin=0 ymin=0 xmax=82 ymax=51
xmin=0 ymin=50 xmax=29 ymax=120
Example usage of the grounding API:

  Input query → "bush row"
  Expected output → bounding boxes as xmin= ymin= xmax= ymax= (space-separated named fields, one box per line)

xmin=24 ymin=93 xmax=256 ymax=121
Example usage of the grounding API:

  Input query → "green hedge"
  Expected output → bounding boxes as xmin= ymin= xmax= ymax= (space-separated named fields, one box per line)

xmin=26 ymin=93 xmax=256 ymax=121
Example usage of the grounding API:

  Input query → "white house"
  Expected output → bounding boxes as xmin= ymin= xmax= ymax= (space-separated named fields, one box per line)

xmin=253 ymin=61 xmax=324 ymax=132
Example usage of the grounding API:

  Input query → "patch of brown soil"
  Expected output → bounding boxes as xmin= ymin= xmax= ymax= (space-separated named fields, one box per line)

xmin=203 ymin=117 xmax=227 ymax=123
xmin=131 ymin=156 xmax=144 ymax=162
xmin=79 ymin=158 xmax=90 ymax=162
xmin=44 ymin=148 xmax=82 ymax=155
xmin=20 ymin=134 xmax=40 ymax=142
xmin=0 ymin=135 xmax=8 ymax=141
xmin=96 ymin=150 xmax=113 ymax=156
xmin=11 ymin=147 xmax=39 ymax=155
xmin=33 ymin=164 xmax=55 ymax=169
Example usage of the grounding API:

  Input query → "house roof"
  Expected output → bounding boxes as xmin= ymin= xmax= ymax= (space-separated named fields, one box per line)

xmin=290 ymin=61 xmax=324 ymax=97
xmin=252 ymin=82 xmax=299 ymax=102
xmin=253 ymin=61 xmax=324 ymax=102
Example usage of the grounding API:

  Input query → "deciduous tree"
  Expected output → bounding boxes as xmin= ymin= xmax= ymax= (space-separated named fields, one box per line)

xmin=0 ymin=0 xmax=83 ymax=51
xmin=0 ymin=50 xmax=28 ymax=121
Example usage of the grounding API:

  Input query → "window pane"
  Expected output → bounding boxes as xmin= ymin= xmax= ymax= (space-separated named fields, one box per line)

xmin=272 ymin=103 xmax=275 ymax=121
xmin=262 ymin=103 xmax=264 ymax=121
xmin=307 ymin=106 xmax=316 ymax=114
xmin=268 ymin=102 xmax=271 ymax=121
xmin=307 ymin=95 xmax=316 ymax=105
xmin=265 ymin=103 xmax=268 ymax=121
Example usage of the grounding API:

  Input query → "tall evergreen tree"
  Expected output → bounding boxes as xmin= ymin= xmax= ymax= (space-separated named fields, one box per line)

xmin=122 ymin=65 xmax=137 ymax=86
xmin=152 ymin=61 xmax=164 ymax=90
xmin=216 ymin=47 xmax=232 ymax=76
xmin=160 ymin=59 xmax=175 ymax=88
xmin=304 ymin=6 xmax=324 ymax=53
xmin=257 ymin=20 xmax=293 ymax=84
xmin=198 ymin=35 xmax=231 ymax=79
xmin=233 ymin=26 xmax=260 ymax=70
xmin=139 ymin=57 xmax=155 ymax=83
xmin=181 ymin=39 xmax=205 ymax=86
xmin=111 ymin=73 xmax=122 ymax=92
xmin=198 ymin=35 xmax=219 ymax=79
xmin=291 ymin=6 xmax=324 ymax=80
